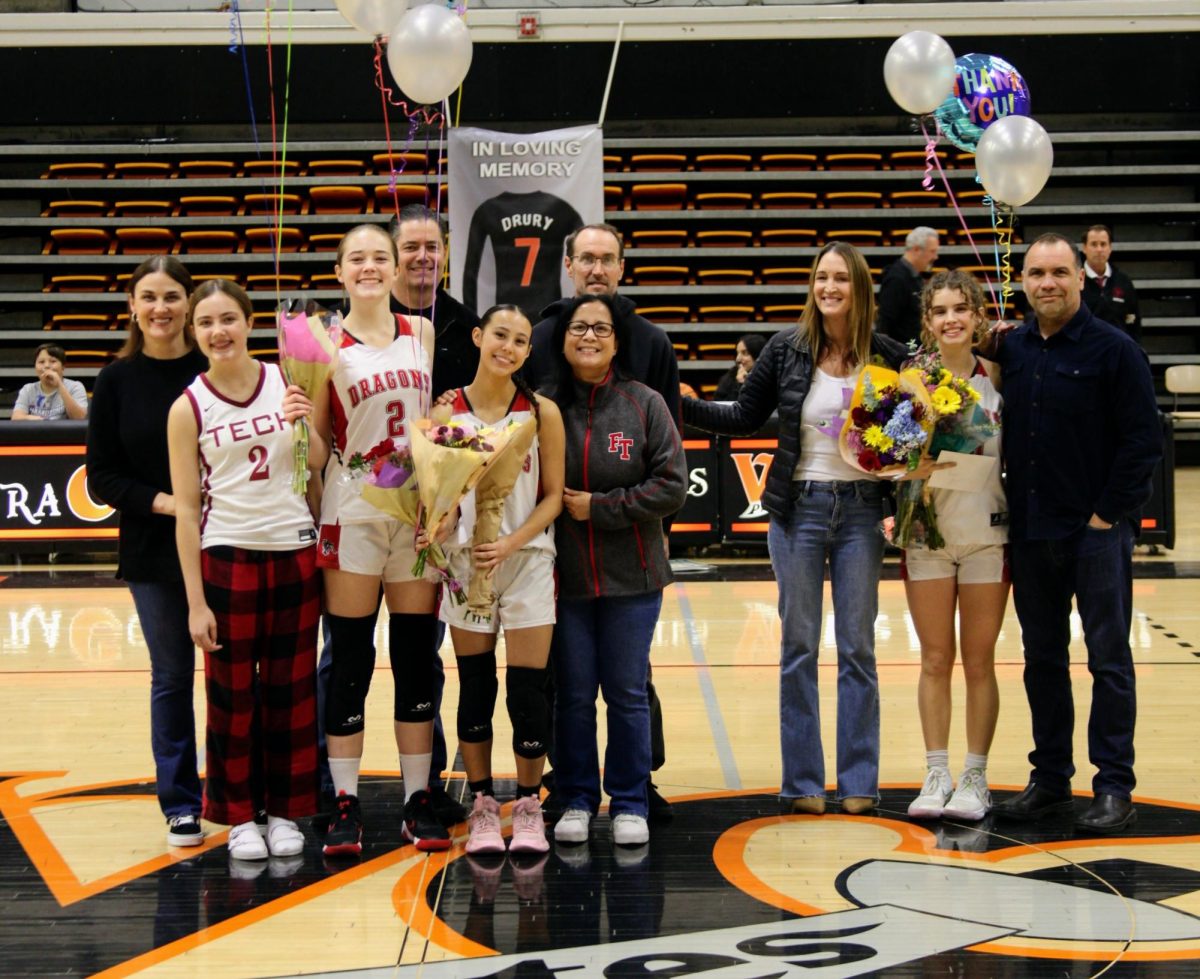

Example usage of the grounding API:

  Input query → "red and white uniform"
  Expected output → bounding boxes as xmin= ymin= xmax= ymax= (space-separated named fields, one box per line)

xmin=445 ymin=389 xmax=554 ymax=556
xmin=322 ymin=314 xmax=432 ymax=527
xmin=185 ymin=363 xmax=316 ymax=551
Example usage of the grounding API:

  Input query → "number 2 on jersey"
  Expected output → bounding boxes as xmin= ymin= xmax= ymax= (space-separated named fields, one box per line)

xmin=248 ymin=445 xmax=270 ymax=481
xmin=386 ymin=400 xmax=406 ymax=438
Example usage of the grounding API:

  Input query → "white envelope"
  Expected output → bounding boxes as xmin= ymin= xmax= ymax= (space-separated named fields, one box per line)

xmin=928 ymin=451 xmax=997 ymax=493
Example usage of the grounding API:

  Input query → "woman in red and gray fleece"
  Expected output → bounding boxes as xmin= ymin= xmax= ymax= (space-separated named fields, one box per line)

xmin=542 ymin=294 xmax=687 ymax=850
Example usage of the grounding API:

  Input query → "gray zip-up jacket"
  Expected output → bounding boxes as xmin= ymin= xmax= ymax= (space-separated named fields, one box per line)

xmin=556 ymin=369 xmax=687 ymax=600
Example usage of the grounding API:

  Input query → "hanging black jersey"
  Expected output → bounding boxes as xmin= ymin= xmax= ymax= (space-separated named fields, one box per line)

xmin=462 ymin=190 xmax=583 ymax=316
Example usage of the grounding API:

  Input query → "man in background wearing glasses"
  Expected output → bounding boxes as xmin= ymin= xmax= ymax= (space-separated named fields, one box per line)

xmin=525 ymin=221 xmax=682 ymax=825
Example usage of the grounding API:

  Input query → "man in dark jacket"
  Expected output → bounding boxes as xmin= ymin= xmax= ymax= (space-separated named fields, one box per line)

xmin=390 ymin=204 xmax=482 ymax=396
xmin=988 ymin=234 xmax=1161 ymax=834
xmin=525 ymin=223 xmax=681 ymax=428
xmin=875 ymin=227 xmax=939 ymax=348
xmin=1080 ymin=224 xmax=1142 ymax=346
xmin=524 ymin=222 xmax=681 ymax=821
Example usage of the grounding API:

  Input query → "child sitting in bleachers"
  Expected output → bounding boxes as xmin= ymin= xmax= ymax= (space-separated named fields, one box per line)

xmin=12 ymin=343 xmax=88 ymax=421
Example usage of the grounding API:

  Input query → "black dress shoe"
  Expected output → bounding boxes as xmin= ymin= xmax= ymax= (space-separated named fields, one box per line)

xmin=992 ymin=783 xmax=1075 ymax=820
xmin=1075 ymin=794 xmax=1136 ymax=834
xmin=648 ymin=783 xmax=674 ymax=824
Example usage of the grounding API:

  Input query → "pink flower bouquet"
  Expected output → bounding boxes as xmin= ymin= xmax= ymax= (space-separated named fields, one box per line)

xmin=277 ymin=300 xmax=342 ymax=494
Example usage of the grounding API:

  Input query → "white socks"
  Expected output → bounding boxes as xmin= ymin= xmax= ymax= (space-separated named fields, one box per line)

xmin=399 ymin=752 xmax=432 ymax=803
xmin=925 ymin=749 xmax=950 ymax=773
xmin=329 ymin=757 xmax=361 ymax=798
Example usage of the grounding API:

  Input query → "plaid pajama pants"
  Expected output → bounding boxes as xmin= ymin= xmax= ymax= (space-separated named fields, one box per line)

xmin=201 ymin=545 xmax=321 ymax=825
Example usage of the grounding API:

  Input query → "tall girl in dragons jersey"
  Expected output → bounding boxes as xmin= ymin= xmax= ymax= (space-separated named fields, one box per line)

xmin=312 ymin=223 xmax=448 ymax=855
xmin=167 ymin=279 xmax=325 ymax=861
xmin=440 ymin=305 xmax=564 ymax=856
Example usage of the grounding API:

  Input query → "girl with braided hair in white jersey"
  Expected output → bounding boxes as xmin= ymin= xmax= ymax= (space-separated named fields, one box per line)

xmin=439 ymin=305 xmax=565 ymax=857
xmin=167 ymin=279 xmax=326 ymax=861
xmin=310 ymin=224 xmax=449 ymax=855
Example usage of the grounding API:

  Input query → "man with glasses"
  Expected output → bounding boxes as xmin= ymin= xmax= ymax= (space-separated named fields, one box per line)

xmin=526 ymin=223 xmax=681 ymax=427
xmin=525 ymin=222 xmax=681 ymax=825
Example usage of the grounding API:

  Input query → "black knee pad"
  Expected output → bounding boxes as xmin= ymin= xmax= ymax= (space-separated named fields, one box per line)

xmin=389 ymin=612 xmax=437 ymax=723
xmin=325 ymin=612 xmax=379 ymax=736
xmin=506 ymin=665 xmax=550 ymax=760
xmin=455 ymin=650 xmax=498 ymax=743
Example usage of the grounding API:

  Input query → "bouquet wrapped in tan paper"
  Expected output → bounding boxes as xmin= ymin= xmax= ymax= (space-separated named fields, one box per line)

xmin=464 ymin=416 xmax=539 ymax=622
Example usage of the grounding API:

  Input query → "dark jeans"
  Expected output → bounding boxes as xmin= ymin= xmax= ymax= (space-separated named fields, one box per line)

xmin=315 ymin=614 xmax=450 ymax=796
xmin=1010 ymin=522 xmax=1137 ymax=798
xmin=553 ymin=592 xmax=663 ymax=818
xmin=128 ymin=579 xmax=203 ymax=818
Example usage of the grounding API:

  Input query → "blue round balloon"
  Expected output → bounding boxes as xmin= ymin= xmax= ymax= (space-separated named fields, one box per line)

xmin=934 ymin=53 xmax=1032 ymax=154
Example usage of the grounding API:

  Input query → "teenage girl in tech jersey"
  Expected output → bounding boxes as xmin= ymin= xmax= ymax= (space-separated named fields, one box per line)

xmin=168 ymin=279 xmax=325 ymax=861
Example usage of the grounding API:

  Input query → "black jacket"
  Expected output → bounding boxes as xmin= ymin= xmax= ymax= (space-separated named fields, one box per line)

xmin=875 ymin=258 xmax=923 ymax=349
xmin=682 ymin=328 xmax=908 ymax=521
xmin=526 ymin=293 xmax=681 ymax=430
xmin=1082 ymin=264 xmax=1141 ymax=346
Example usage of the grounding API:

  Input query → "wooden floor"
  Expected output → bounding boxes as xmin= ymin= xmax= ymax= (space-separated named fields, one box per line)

xmin=1 ymin=470 xmax=1198 ymax=977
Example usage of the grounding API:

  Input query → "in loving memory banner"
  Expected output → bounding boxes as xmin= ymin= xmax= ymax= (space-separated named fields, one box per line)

xmin=449 ymin=126 xmax=604 ymax=319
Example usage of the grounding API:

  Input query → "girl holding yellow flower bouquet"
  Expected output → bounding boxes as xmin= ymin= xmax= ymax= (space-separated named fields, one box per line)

xmin=902 ymin=270 xmax=1009 ymax=823
xmin=439 ymin=304 xmax=565 ymax=856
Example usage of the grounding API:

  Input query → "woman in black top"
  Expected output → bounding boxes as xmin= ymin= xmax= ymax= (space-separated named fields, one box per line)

xmin=86 ymin=256 xmax=208 ymax=847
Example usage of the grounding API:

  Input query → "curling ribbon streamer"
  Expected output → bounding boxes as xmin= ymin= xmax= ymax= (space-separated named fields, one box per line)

xmin=920 ymin=120 xmax=1001 ymax=313
xmin=373 ymin=38 xmax=444 ymax=226
xmin=921 ymin=127 xmax=938 ymax=191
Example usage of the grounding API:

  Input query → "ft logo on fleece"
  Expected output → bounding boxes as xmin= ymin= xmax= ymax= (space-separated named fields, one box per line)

xmin=607 ymin=432 xmax=634 ymax=460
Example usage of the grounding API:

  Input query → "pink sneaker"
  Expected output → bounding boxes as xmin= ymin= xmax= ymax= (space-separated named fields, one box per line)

xmin=508 ymin=795 xmax=550 ymax=854
xmin=465 ymin=793 xmax=505 ymax=855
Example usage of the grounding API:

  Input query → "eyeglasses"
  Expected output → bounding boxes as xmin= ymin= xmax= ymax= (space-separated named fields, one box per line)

xmin=566 ymin=320 xmax=615 ymax=338
xmin=571 ymin=253 xmax=620 ymax=270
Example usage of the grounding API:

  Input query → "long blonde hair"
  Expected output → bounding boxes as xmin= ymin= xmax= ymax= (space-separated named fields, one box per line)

xmin=799 ymin=242 xmax=875 ymax=370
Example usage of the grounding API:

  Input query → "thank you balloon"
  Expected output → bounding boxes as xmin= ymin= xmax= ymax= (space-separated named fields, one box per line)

xmin=935 ymin=53 xmax=1032 ymax=153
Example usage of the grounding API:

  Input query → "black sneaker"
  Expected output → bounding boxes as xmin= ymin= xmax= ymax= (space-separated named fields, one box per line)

xmin=428 ymin=784 xmax=470 ymax=827
xmin=322 ymin=791 xmax=363 ymax=856
xmin=403 ymin=789 xmax=452 ymax=852
xmin=648 ymin=783 xmax=674 ymax=824
xmin=166 ymin=814 xmax=204 ymax=847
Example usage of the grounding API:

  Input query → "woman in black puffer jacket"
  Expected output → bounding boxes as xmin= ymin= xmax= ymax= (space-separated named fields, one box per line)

xmin=684 ymin=242 xmax=907 ymax=816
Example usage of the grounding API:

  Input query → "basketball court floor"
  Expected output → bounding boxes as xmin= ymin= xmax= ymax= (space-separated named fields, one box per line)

xmin=1 ymin=471 xmax=1198 ymax=977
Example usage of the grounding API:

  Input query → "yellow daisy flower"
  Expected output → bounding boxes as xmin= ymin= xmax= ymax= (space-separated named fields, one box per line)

xmin=863 ymin=426 xmax=894 ymax=450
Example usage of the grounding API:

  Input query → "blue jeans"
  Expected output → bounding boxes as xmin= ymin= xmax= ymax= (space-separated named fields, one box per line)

xmin=129 ymin=579 xmax=203 ymax=818
xmin=315 ymin=616 xmax=450 ymax=796
xmin=768 ymin=480 xmax=885 ymax=800
xmin=553 ymin=592 xmax=663 ymax=818
xmin=1010 ymin=522 xmax=1136 ymax=798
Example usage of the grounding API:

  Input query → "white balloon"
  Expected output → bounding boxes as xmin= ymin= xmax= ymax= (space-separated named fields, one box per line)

xmin=386 ymin=5 xmax=473 ymax=105
xmin=975 ymin=116 xmax=1054 ymax=207
xmin=883 ymin=31 xmax=957 ymax=115
xmin=335 ymin=0 xmax=409 ymax=38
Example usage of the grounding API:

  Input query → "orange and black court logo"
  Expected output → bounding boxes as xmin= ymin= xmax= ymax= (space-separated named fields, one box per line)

xmin=3 ymin=776 xmax=1199 ymax=977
